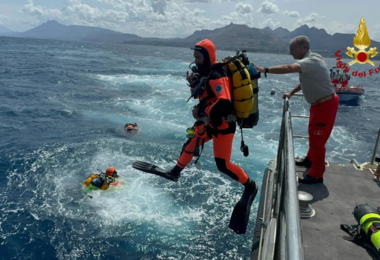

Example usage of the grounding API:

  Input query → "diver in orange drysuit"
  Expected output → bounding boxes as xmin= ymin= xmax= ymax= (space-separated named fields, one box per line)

xmin=167 ymin=40 xmax=257 ymax=195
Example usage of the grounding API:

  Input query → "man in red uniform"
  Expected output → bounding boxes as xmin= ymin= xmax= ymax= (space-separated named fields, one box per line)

xmin=255 ymin=35 xmax=339 ymax=184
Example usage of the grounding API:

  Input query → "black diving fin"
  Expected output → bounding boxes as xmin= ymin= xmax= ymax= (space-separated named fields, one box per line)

xmin=229 ymin=182 xmax=258 ymax=234
xmin=132 ymin=161 xmax=179 ymax=182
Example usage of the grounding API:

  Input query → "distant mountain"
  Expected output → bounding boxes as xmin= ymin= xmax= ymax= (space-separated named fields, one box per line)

xmin=264 ymin=26 xmax=291 ymax=39
xmin=127 ymin=23 xmax=380 ymax=57
xmin=321 ymin=33 xmax=380 ymax=54
xmin=18 ymin=20 xmax=142 ymax=43
xmin=262 ymin=24 xmax=380 ymax=57
xmin=2 ymin=20 xmax=380 ymax=58
xmin=126 ymin=23 xmax=289 ymax=53
xmin=285 ymin=25 xmax=331 ymax=53
xmin=184 ymin=23 xmax=289 ymax=52
xmin=0 ymin=25 xmax=12 ymax=34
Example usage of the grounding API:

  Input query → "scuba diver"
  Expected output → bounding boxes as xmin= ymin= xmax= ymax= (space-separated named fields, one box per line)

xmin=124 ymin=123 xmax=139 ymax=133
xmin=83 ymin=167 xmax=119 ymax=191
xmin=133 ymin=39 xmax=259 ymax=234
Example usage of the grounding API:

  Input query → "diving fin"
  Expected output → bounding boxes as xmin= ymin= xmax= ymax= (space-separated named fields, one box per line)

xmin=132 ymin=161 xmax=179 ymax=182
xmin=229 ymin=182 xmax=258 ymax=234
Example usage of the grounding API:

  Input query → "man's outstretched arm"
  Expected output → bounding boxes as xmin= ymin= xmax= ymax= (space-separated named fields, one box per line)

xmin=255 ymin=64 xmax=302 ymax=74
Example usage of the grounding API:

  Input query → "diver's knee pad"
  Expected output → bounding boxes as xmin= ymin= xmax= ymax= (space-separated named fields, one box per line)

xmin=215 ymin=158 xmax=239 ymax=181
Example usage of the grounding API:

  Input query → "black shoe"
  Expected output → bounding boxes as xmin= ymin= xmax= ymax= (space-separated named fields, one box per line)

xmin=295 ymin=156 xmax=312 ymax=168
xmin=299 ymin=174 xmax=323 ymax=184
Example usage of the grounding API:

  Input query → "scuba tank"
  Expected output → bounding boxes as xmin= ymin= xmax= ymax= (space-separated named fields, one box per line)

xmin=243 ymin=61 xmax=260 ymax=128
xmin=353 ymin=204 xmax=380 ymax=253
xmin=222 ymin=50 xmax=261 ymax=157
xmin=90 ymin=177 xmax=104 ymax=188
xmin=341 ymin=204 xmax=380 ymax=258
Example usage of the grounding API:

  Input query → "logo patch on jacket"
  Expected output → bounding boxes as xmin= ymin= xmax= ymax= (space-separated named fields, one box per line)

xmin=215 ymin=85 xmax=223 ymax=93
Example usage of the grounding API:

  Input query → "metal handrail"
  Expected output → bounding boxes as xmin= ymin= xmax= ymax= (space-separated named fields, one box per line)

xmin=370 ymin=127 xmax=380 ymax=165
xmin=256 ymin=98 xmax=304 ymax=260
xmin=284 ymin=110 xmax=304 ymax=260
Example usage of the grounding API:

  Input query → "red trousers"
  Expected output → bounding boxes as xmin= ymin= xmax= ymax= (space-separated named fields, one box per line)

xmin=307 ymin=95 xmax=339 ymax=178
xmin=176 ymin=126 xmax=249 ymax=184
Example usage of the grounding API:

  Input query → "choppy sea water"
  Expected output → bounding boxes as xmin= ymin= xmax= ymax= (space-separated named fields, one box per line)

xmin=0 ymin=36 xmax=379 ymax=260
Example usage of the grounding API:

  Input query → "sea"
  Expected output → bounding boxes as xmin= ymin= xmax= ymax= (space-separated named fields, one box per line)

xmin=0 ymin=36 xmax=379 ymax=260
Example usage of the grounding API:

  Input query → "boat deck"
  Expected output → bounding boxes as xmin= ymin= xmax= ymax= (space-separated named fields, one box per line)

xmin=297 ymin=162 xmax=380 ymax=260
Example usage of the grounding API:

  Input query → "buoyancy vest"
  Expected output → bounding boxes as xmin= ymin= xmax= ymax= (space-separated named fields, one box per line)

xmin=83 ymin=174 xmax=110 ymax=190
xmin=222 ymin=52 xmax=260 ymax=128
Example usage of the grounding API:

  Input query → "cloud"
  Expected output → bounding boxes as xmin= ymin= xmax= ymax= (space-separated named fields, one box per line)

xmin=297 ymin=12 xmax=322 ymax=25
xmin=20 ymin=0 xmax=280 ymax=38
xmin=259 ymin=18 xmax=280 ymax=29
xmin=183 ymin=0 xmax=212 ymax=2
xmin=151 ymin=0 xmax=167 ymax=15
xmin=283 ymin=10 xmax=299 ymax=18
xmin=183 ymin=0 xmax=241 ymax=2
xmin=0 ymin=15 xmax=10 ymax=26
xmin=324 ymin=21 xmax=380 ymax=41
xmin=371 ymin=24 xmax=380 ymax=42
xmin=235 ymin=2 xmax=253 ymax=14
xmin=219 ymin=2 xmax=257 ymax=27
xmin=64 ymin=0 xmax=82 ymax=4
xmin=193 ymin=8 xmax=205 ymax=16
xmin=326 ymin=21 xmax=356 ymax=35
xmin=23 ymin=0 xmax=63 ymax=20
xmin=258 ymin=1 xmax=279 ymax=15
xmin=21 ymin=0 xmax=240 ymax=38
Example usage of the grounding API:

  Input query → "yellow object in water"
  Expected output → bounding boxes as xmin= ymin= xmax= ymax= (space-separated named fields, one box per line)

xmin=83 ymin=174 xmax=109 ymax=190
xmin=83 ymin=174 xmax=98 ymax=187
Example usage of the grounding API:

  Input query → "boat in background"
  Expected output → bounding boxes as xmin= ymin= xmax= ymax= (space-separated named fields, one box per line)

xmin=330 ymin=66 xmax=365 ymax=103
xmin=334 ymin=83 xmax=365 ymax=102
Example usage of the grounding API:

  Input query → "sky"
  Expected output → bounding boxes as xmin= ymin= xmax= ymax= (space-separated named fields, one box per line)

xmin=0 ymin=0 xmax=379 ymax=41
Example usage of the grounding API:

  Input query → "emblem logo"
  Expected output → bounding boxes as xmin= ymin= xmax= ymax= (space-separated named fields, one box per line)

xmin=346 ymin=17 xmax=378 ymax=66
xmin=314 ymin=130 xmax=323 ymax=136
xmin=215 ymin=85 xmax=223 ymax=93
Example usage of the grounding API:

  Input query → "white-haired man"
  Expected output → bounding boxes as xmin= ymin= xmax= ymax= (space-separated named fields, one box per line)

xmin=255 ymin=35 xmax=339 ymax=184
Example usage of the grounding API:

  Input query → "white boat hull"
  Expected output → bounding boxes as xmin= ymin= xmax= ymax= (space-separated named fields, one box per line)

xmin=336 ymin=91 xmax=364 ymax=102
xmin=334 ymin=84 xmax=364 ymax=103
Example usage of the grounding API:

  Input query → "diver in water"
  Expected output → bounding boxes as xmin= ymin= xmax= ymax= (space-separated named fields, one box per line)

xmin=83 ymin=167 xmax=119 ymax=191
xmin=124 ymin=123 xmax=139 ymax=133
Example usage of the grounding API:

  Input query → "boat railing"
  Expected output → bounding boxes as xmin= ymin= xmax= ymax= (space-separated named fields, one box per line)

xmin=254 ymin=96 xmax=304 ymax=260
xmin=371 ymin=127 xmax=380 ymax=165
